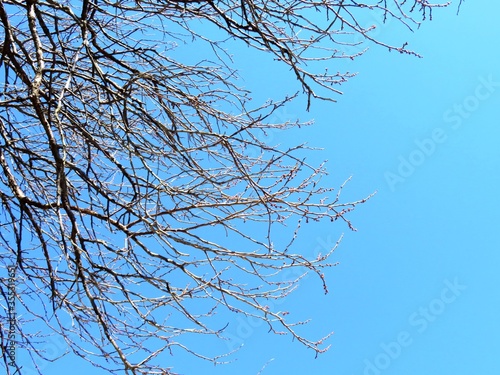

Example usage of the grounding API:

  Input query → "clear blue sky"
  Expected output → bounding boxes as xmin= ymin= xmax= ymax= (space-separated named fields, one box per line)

xmin=22 ymin=1 xmax=500 ymax=374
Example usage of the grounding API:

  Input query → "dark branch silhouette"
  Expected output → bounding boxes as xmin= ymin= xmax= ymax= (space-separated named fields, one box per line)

xmin=0 ymin=0 xmax=448 ymax=373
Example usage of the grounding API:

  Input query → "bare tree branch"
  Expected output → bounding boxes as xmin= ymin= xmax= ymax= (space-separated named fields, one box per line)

xmin=0 ymin=0 xmax=448 ymax=373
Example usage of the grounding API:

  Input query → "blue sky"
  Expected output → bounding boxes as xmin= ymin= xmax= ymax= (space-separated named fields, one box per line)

xmin=14 ymin=1 xmax=500 ymax=374
xmin=181 ymin=2 xmax=500 ymax=374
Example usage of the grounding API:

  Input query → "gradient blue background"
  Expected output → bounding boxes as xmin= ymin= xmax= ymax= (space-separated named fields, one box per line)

xmin=19 ymin=1 xmax=500 ymax=374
